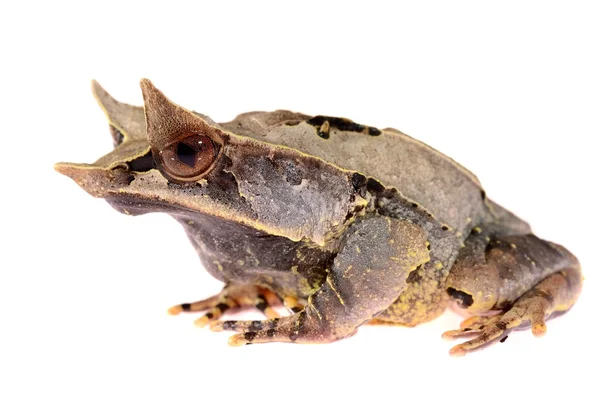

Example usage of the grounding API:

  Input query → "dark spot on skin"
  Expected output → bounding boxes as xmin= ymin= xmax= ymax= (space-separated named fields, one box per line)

xmin=216 ymin=303 xmax=230 ymax=313
xmin=255 ymin=295 xmax=268 ymax=311
xmin=427 ymin=243 xmax=431 ymax=251
xmin=249 ymin=321 xmax=263 ymax=331
xmin=495 ymin=321 xmax=507 ymax=331
xmin=481 ymin=190 xmax=487 ymax=200
xmin=479 ymin=325 xmax=485 ymax=330
xmin=204 ymin=312 xmax=214 ymax=319
xmin=181 ymin=303 xmax=191 ymax=311
xmin=495 ymin=301 xmax=511 ymax=311
xmin=244 ymin=332 xmax=257 ymax=342
xmin=267 ymin=329 xmax=276 ymax=337
xmin=406 ymin=265 xmax=422 ymax=284
xmin=463 ymin=328 xmax=472 ymax=332
xmin=447 ymin=288 xmax=474 ymax=308
xmin=289 ymin=332 xmax=299 ymax=342
xmin=500 ymin=336 xmax=508 ymax=343
xmin=317 ymin=131 xmax=329 ymax=139
xmin=306 ymin=115 xmax=381 ymax=136
xmin=411 ymin=203 xmax=419 ymax=208
xmin=351 ymin=172 xmax=367 ymax=190
xmin=222 ymin=321 xmax=237 ymax=330
xmin=368 ymin=127 xmax=382 ymax=136
xmin=441 ymin=226 xmax=449 ymax=231
xmin=366 ymin=178 xmax=385 ymax=193
xmin=125 ymin=175 xmax=135 ymax=185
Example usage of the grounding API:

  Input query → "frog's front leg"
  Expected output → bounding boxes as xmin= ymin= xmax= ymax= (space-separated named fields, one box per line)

xmin=211 ymin=215 xmax=430 ymax=345
xmin=168 ymin=284 xmax=281 ymax=327
xmin=443 ymin=230 xmax=582 ymax=356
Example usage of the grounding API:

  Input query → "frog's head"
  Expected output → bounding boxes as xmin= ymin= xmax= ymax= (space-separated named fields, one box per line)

xmin=55 ymin=80 xmax=359 ymax=246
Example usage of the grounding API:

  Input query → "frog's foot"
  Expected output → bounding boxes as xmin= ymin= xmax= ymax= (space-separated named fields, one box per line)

xmin=445 ymin=229 xmax=582 ymax=355
xmin=445 ymin=267 xmax=582 ymax=356
xmin=441 ymin=314 xmax=502 ymax=340
xmin=167 ymin=285 xmax=280 ymax=327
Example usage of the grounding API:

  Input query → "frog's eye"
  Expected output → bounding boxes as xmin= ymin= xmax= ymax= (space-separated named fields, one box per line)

xmin=155 ymin=133 xmax=219 ymax=183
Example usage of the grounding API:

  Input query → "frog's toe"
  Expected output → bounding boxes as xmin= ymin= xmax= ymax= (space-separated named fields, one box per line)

xmin=195 ymin=290 xmax=282 ymax=327
xmin=167 ymin=295 xmax=220 ymax=315
xmin=448 ymin=320 xmax=514 ymax=356
xmin=194 ymin=299 xmax=237 ymax=327
xmin=214 ymin=316 xmax=295 ymax=344
xmin=442 ymin=314 xmax=502 ymax=340
xmin=209 ymin=318 xmax=272 ymax=333
xmin=228 ymin=330 xmax=291 ymax=346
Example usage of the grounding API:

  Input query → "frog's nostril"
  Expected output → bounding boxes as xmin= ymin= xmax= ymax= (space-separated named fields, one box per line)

xmin=447 ymin=287 xmax=474 ymax=308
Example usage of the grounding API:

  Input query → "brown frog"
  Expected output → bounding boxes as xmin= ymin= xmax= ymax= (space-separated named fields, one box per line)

xmin=55 ymin=79 xmax=582 ymax=355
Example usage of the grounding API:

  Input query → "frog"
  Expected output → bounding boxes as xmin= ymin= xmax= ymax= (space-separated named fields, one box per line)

xmin=55 ymin=79 xmax=582 ymax=356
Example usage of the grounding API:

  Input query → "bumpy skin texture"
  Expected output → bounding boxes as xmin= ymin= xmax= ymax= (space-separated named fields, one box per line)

xmin=55 ymin=80 xmax=582 ymax=355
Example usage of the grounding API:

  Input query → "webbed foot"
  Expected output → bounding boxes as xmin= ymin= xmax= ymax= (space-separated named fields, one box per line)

xmin=444 ymin=267 xmax=582 ymax=356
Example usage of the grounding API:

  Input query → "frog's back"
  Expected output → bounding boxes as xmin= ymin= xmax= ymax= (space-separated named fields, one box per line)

xmin=221 ymin=111 xmax=489 ymax=232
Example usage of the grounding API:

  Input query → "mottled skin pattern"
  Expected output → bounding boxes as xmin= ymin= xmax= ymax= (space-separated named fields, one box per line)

xmin=55 ymin=80 xmax=582 ymax=355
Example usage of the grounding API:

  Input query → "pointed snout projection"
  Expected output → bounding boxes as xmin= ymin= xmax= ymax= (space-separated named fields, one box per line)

xmin=54 ymin=80 xmax=152 ymax=196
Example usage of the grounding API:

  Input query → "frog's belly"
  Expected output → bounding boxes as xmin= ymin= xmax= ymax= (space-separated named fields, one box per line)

xmin=175 ymin=214 xmax=333 ymax=298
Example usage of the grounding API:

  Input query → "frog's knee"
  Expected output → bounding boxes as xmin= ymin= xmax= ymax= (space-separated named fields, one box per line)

xmin=446 ymin=235 xmax=519 ymax=312
xmin=447 ymin=233 xmax=576 ymax=313
xmin=446 ymin=261 xmax=499 ymax=312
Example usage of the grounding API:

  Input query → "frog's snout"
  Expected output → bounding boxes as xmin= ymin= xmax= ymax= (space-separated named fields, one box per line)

xmin=55 ymin=162 xmax=132 ymax=198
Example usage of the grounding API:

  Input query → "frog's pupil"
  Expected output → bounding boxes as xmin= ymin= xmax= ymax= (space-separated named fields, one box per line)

xmin=176 ymin=142 xmax=197 ymax=168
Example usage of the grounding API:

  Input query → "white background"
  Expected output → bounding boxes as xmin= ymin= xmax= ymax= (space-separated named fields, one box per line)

xmin=2 ymin=1 xmax=599 ymax=399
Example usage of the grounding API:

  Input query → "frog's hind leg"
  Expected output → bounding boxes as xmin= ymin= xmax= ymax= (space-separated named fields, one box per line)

xmin=167 ymin=285 xmax=280 ymax=327
xmin=210 ymin=216 xmax=430 ymax=345
xmin=444 ymin=230 xmax=582 ymax=356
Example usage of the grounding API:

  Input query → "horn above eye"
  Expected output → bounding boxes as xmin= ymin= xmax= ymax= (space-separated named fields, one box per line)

xmin=154 ymin=133 xmax=219 ymax=183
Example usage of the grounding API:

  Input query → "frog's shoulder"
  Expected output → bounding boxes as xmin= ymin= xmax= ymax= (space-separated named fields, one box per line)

xmin=220 ymin=111 xmax=486 ymax=230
